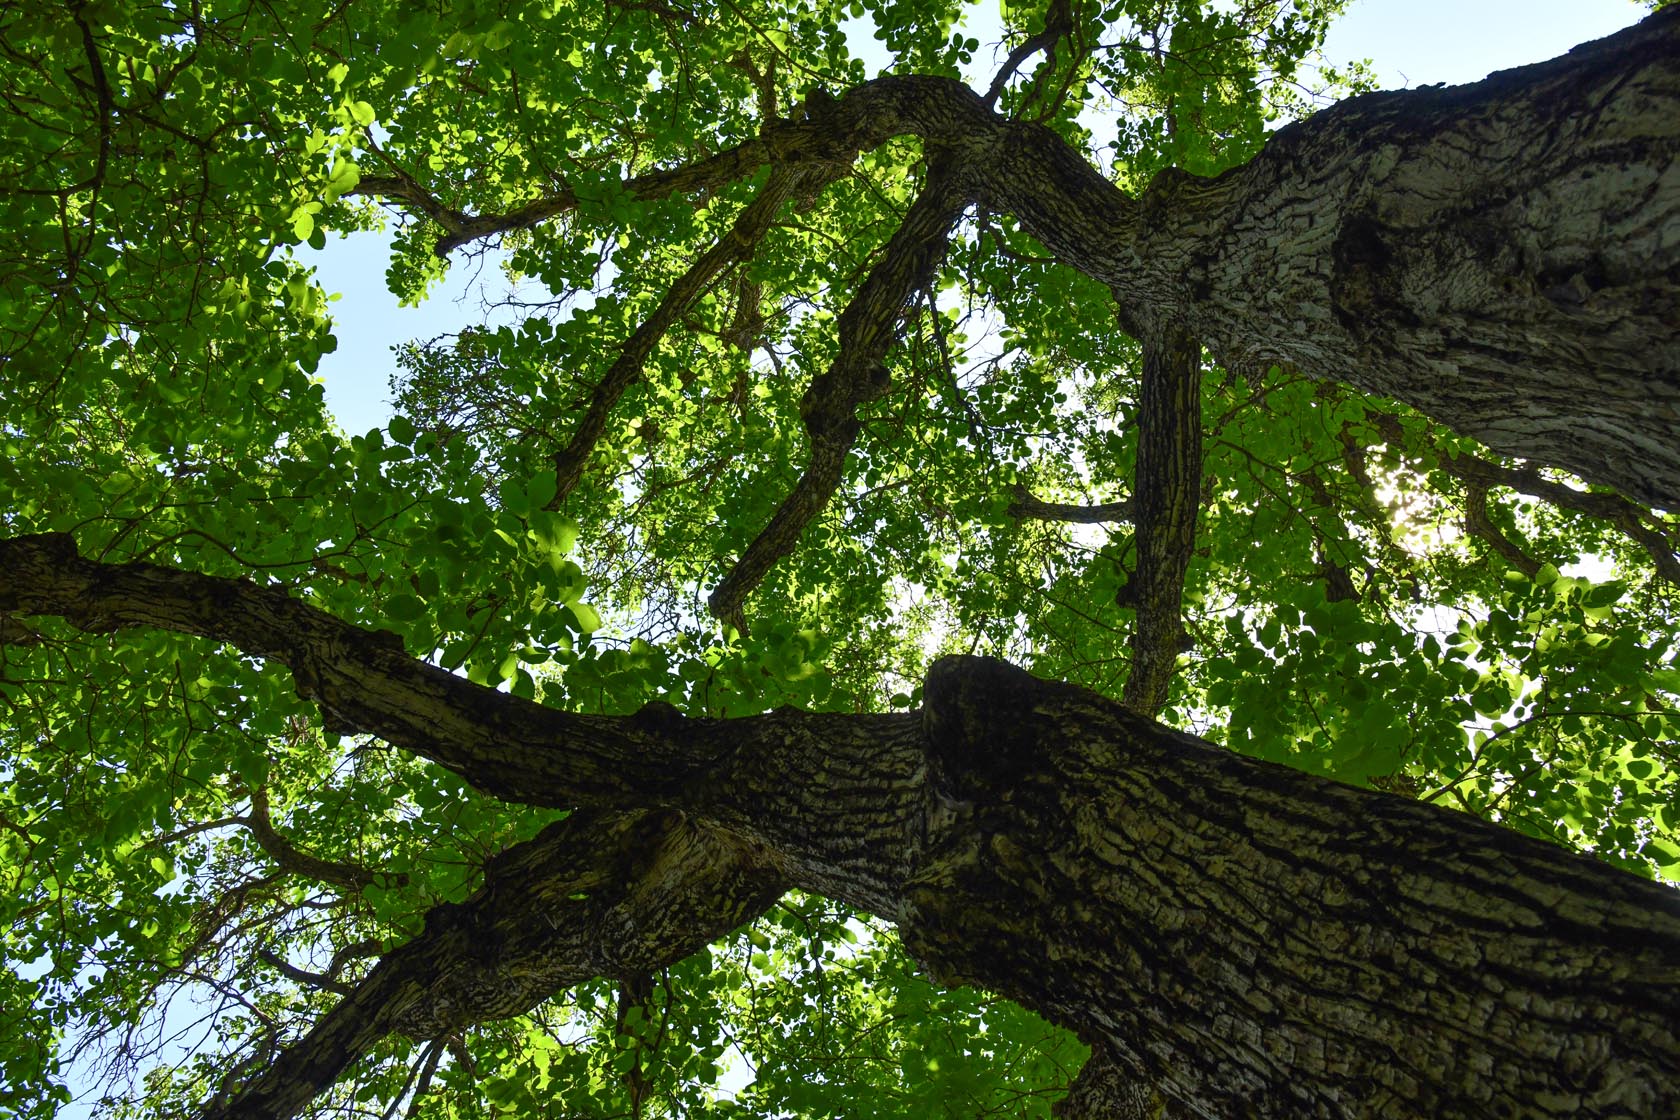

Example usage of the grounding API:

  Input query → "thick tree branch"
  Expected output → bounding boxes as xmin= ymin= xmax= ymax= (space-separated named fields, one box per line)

xmin=0 ymin=533 xmax=693 ymax=807
xmin=906 ymin=656 xmax=1680 ymax=1119
xmin=1119 ymin=324 xmax=1200 ymax=717
xmin=706 ymin=160 xmax=968 ymax=626
xmin=546 ymin=166 xmax=827 ymax=507
xmin=1127 ymin=10 xmax=1680 ymax=508
xmin=0 ymin=532 xmax=925 ymax=916
xmin=362 ymin=13 xmax=1679 ymax=507
xmin=202 ymin=808 xmax=786 ymax=1120
xmin=6 ymin=533 xmax=1680 ymax=1117
xmin=1006 ymin=484 xmax=1134 ymax=523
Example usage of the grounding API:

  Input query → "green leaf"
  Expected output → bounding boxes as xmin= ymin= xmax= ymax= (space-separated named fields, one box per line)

xmin=571 ymin=602 xmax=602 ymax=633
xmin=385 ymin=593 xmax=427 ymax=621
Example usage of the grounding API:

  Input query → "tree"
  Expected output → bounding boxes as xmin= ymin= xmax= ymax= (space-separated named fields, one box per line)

xmin=1 ymin=0 xmax=1677 ymax=1117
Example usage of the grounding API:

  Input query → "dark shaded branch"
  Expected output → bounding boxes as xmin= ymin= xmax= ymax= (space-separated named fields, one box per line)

xmin=0 ymin=533 xmax=698 ymax=807
xmin=201 ymin=808 xmax=786 ymax=1120
xmin=1462 ymin=482 xmax=1543 ymax=578
xmin=245 ymin=787 xmax=378 ymax=892
xmin=1119 ymin=324 xmax=1200 ymax=717
xmin=706 ymin=160 xmax=969 ymax=626
xmin=9 ymin=529 xmax=1680 ymax=1118
xmin=350 ymin=87 xmax=905 ymax=257
xmin=353 ymin=17 xmax=1680 ymax=507
xmin=546 ymin=167 xmax=825 ymax=507
xmin=1448 ymin=455 xmax=1680 ymax=583
xmin=608 ymin=0 xmax=698 ymax=24
xmin=1006 ymin=484 xmax=1134 ymax=523
xmin=1336 ymin=425 xmax=1422 ymax=586
xmin=255 ymin=949 xmax=355 ymax=997
xmin=983 ymin=0 xmax=1074 ymax=109
xmin=0 ymin=533 xmax=926 ymax=915
xmin=348 ymin=173 xmax=463 ymax=236
xmin=1370 ymin=412 xmax=1680 ymax=583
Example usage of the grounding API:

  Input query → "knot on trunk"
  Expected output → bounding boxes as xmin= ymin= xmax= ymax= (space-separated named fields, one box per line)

xmin=921 ymin=655 xmax=1058 ymax=802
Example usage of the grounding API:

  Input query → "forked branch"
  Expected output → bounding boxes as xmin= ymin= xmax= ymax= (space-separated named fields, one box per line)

xmin=706 ymin=159 xmax=969 ymax=626
xmin=201 ymin=808 xmax=784 ymax=1120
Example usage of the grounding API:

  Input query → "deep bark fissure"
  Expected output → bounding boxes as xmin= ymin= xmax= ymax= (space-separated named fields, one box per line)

xmin=905 ymin=657 xmax=1680 ymax=1119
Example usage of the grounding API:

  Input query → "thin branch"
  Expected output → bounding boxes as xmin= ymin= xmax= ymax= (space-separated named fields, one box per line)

xmin=983 ymin=0 xmax=1074 ymax=109
xmin=246 ymin=787 xmax=379 ymax=892
xmin=255 ymin=949 xmax=355 ymax=997
xmin=348 ymin=87 xmax=900 ymax=257
xmin=706 ymin=158 xmax=968 ymax=628
xmin=547 ymin=166 xmax=829 ymax=506
xmin=1462 ymin=482 xmax=1542 ymax=578
xmin=1369 ymin=412 xmax=1680 ymax=584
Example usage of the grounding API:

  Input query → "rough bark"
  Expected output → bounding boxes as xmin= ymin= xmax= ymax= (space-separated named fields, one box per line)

xmin=1124 ymin=12 xmax=1680 ymax=510
xmin=1120 ymin=324 xmax=1201 ymax=717
xmin=0 ymin=534 xmax=927 ymax=920
xmin=906 ymin=657 xmax=1680 ymax=1119
xmin=369 ymin=11 xmax=1679 ymax=510
xmin=4 ymin=535 xmax=1678 ymax=1119
xmin=202 ymin=809 xmax=786 ymax=1120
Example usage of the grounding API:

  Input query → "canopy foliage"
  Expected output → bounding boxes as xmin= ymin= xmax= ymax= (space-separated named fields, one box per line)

xmin=0 ymin=0 xmax=1676 ymax=1116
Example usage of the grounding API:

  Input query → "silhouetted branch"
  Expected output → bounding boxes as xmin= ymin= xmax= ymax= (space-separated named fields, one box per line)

xmin=1007 ymin=484 xmax=1134 ymax=523
xmin=707 ymin=158 xmax=968 ymax=628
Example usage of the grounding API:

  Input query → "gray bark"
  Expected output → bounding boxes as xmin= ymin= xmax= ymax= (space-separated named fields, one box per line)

xmin=3 ymin=535 xmax=1678 ymax=1119
xmin=375 ymin=10 xmax=1679 ymax=507
xmin=906 ymin=657 xmax=1680 ymax=1119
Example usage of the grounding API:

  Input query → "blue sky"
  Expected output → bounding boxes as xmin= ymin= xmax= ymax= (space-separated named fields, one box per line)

xmin=304 ymin=0 xmax=1650 ymax=437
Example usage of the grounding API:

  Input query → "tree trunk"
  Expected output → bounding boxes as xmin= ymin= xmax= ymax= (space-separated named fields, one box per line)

xmin=10 ymin=15 xmax=1680 ymax=1116
xmin=1147 ymin=19 xmax=1680 ymax=512
xmin=904 ymin=657 xmax=1680 ymax=1119
xmin=985 ymin=9 xmax=1680 ymax=509
xmin=3 ymin=536 xmax=1679 ymax=1118
xmin=824 ymin=11 xmax=1680 ymax=508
